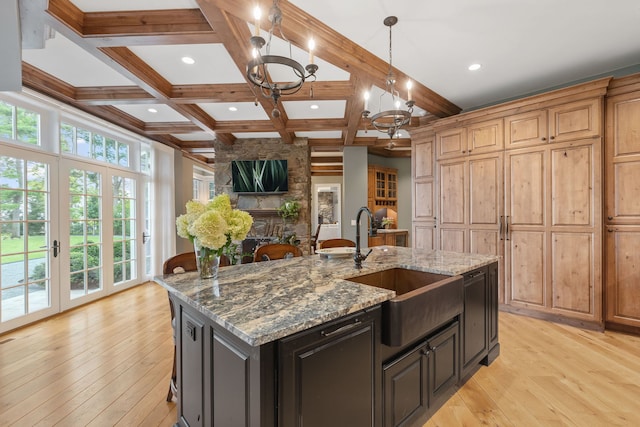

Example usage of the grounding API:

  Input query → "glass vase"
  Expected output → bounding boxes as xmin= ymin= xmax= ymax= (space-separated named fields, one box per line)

xmin=193 ymin=239 xmax=220 ymax=280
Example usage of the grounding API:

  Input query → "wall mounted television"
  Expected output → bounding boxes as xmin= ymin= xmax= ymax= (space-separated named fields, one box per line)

xmin=231 ymin=159 xmax=288 ymax=193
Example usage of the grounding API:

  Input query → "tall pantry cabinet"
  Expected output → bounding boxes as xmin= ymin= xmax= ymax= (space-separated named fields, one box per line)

xmin=605 ymin=75 xmax=640 ymax=332
xmin=412 ymin=78 xmax=609 ymax=327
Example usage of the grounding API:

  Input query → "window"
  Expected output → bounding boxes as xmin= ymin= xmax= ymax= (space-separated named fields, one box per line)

xmin=0 ymin=100 xmax=41 ymax=146
xmin=192 ymin=178 xmax=201 ymax=200
xmin=60 ymin=122 xmax=130 ymax=167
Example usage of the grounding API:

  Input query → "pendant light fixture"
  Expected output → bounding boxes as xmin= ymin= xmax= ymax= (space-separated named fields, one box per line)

xmin=247 ymin=0 xmax=318 ymax=118
xmin=362 ymin=16 xmax=414 ymax=138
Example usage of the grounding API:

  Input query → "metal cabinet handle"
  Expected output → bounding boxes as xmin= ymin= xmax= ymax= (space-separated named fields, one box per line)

xmin=321 ymin=319 xmax=361 ymax=337
xmin=499 ymin=216 xmax=504 ymax=240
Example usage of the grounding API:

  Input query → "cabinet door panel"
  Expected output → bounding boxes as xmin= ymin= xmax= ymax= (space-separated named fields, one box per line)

xmin=548 ymin=98 xmax=601 ymax=143
xmin=439 ymin=161 xmax=466 ymax=225
xmin=467 ymin=118 xmax=504 ymax=154
xmin=551 ymin=233 xmax=594 ymax=314
xmin=415 ymin=140 xmax=434 ymax=179
xmin=470 ymin=230 xmax=499 ymax=256
xmin=436 ymin=128 xmax=467 ymax=159
xmin=212 ymin=331 xmax=251 ymax=427
xmin=180 ymin=311 xmax=205 ymax=427
xmin=612 ymin=162 xmax=640 ymax=220
xmin=505 ymin=109 xmax=547 ymax=149
xmin=428 ymin=322 xmax=459 ymax=402
xmin=508 ymin=231 xmax=545 ymax=306
xmin=469 ymin=155 xmax=501 ymax=225
xmin=383 ymin=346 xmax=428 ymax=427
xmin=611 ymin=98 xmax=640 ymax=157
xmin=551 ymin=144 xmax=593 ymax=226
xmin=606 ymin=228 xmax=640 ymax=325
xmin=507 ymin=150 xmax=545 ymax=226
xmin=440 ymin=229 xmax=465 ymax=252
xmin=414 ymin=181 xmax=434 ymax=219
xmin=413 ymin=223 xmax=436 ymax=250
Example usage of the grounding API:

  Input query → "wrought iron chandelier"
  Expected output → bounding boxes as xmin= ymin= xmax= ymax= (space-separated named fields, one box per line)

xmin=247 ymin=0 xmax=318 ymax=118
xmin=362 ymin=16 xmax=414 ymax=138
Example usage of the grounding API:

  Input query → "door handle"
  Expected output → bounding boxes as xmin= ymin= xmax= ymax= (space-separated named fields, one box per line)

xmin=505 ymin=216 xmax=510 ymax=241
xmin=52 ymin=240 xmax=60 ymax=258
xmin=142 ymin=231 xmax=151 ymax=244
xmin=499 ymin=216 xmax=504 ymax=240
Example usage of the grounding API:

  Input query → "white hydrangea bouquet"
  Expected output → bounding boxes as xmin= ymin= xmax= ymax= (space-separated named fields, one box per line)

xmin=176 ymin=194 xmax=253 ymax=277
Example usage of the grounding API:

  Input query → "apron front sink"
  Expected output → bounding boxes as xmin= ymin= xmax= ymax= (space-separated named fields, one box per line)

xmin=347 ymin=268 xmax=464 ymax=347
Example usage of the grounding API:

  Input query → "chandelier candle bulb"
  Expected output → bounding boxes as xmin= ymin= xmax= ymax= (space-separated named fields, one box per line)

xmin=364 ymin=91 xmax=370 ymax=111
xmin=406 ymin=80 xmax=412 ymax=101
xmin=308 ymin=38 xmax=315 ymax=64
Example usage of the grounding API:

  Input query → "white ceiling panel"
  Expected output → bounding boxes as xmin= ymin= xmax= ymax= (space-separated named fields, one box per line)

xmin=295 ymin=131 xmax=343 ymax=139
xmin=199 ymin=102 xmax=270 ymax=121
xmin=282 ymin=100 xmax=346 ymax=119
xmin=114 ymin=104 xmax=189 ymax=122
xmin=232 ymin=132 xmax=281 ymax=139
xmin=129 ymin=44 xmax=246 ymax=85
xmin=21 ymin=34 xmax=135 ymax=87
xmin=171 ymin=132 xmax=215 ymax=141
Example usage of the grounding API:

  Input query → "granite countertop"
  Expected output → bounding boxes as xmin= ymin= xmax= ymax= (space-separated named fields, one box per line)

xmin=154 ymin=247 xmax=499 ymax=347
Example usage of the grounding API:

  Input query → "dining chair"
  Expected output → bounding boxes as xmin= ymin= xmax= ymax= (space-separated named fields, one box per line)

xmin=162 ymin=251 xmax=229 ymax=402
xmin=317 ymin=238 xmax=356 ymax=249
xmin=253 ymin=243 xmax=303 ymax=262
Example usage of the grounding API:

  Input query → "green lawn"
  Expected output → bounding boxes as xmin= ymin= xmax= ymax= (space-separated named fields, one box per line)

xmin=1 ymin=235 xmax=100 ymax=263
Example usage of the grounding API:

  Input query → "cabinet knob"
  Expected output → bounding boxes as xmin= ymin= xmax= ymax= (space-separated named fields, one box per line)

xmin=607 ymin=216 xmax=613 ymax=220
xmin=541 ymin=137 xmax=546 ymax=141
xmin=608 ymin=229 xmax=613 ymax=233
xmin=549 ymin=135 xmax=555 ymax=140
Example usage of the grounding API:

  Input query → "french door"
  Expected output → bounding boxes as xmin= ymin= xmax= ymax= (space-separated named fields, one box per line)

xmin=1 ymin=151 xmax=151 ymax=330
xmin=59 ymin=160 xmax=148 ymax=310
xmin=0 ymin=146 xmax=59 ymax=332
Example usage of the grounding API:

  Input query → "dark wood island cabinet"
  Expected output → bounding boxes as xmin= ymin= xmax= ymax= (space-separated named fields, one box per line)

xmin=156 ymin=248 xmax=499 ymax=427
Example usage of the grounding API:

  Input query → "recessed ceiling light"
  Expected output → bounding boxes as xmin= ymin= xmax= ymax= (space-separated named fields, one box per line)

xmin=147 ymin=108 xmax=158 ymax=113
xmin=181 ymin=56 xmax=195 ymax=65
xmin=228 ymin=106 xmax=238 ymax=112
xmin=468 ymin=63 xmax=481 ymax=71
xmin=310 ymin=104 xmax=319 ymax=110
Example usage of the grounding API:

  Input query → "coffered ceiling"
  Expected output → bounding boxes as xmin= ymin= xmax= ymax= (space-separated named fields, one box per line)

xmin=12 ymin=0 xmax=640 ymax=173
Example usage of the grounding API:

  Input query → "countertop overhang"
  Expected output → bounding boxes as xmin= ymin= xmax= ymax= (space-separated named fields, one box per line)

xmin=154 ymin=247 xmax=499 ymax=346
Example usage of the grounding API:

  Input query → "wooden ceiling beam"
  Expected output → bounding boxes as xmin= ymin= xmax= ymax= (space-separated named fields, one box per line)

xmin=311 ymin=165 xmax=344 ymax=172
xmin=195 ymin=0 xmax=295 ymax=144
xmin=82 ymin=9 xmax=213 ymax=36
xmin=145 ymin=122 xmax=203 ymax=134
xmin=75 ymin=86 xmax=156 ymax=105
xmin=310 ymin=156 xmax=343 ymax=163
xmin=203 ymin=0 xmax=461 ymax=118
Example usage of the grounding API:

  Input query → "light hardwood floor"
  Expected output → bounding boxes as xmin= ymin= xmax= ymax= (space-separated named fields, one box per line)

xmin=1 ymin=282 xmax=639 ymax=426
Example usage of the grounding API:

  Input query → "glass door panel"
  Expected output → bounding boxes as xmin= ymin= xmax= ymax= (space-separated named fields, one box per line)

xmin=112 ymin=173 xmax=137 ymax=286
xmin=0 ymin=148 xmax=58 ymax=332
xmin=60 ymin=160 xmax=106 ymax=309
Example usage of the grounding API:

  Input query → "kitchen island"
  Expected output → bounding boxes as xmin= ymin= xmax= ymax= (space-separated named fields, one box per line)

xmin=155 ymin=247 xmax=499 ymax=427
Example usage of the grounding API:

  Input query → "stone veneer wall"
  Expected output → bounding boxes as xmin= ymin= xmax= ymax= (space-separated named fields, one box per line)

xmin=213 ymin=138 xmax=311 ymax=254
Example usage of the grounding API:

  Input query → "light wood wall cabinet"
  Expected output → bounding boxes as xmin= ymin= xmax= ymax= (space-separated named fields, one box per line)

xmin=605 ymin=76 xmax=640 ymax=332
xmin=412 ymin=128 xmax=437 ymax=250
xmin=412 ymin=78 xmax=610 ymax=327
xmin=504 ymin=98 xmax=601 ymax=150
xmin=436 ymin=118 xmax=504 ymax=159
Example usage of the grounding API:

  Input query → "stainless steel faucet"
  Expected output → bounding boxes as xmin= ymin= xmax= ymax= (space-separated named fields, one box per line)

xmin=354 ymin=206 xmax=377 ymax=269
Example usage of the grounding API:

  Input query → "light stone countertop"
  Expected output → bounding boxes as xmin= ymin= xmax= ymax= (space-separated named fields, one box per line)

xmin=154 ymin=246 xmax=499 ymax=346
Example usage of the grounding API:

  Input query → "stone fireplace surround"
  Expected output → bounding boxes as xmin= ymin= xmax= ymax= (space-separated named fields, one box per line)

xmin=213 ymin=138 xmax=311 ymax=256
